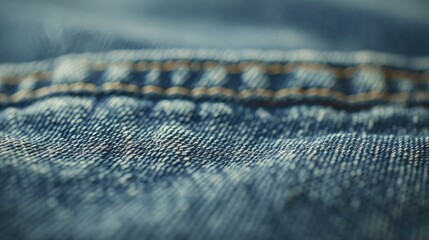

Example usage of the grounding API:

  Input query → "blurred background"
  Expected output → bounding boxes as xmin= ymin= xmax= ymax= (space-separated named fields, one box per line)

xmin=1 ymin=0 xmax=429 ymax=62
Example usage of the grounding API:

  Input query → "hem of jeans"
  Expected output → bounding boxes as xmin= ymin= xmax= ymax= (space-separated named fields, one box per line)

xmin=1 ymin=49 xmax=429 ymax=108
xmin=1 ymin=61 xmax=429 ymax=86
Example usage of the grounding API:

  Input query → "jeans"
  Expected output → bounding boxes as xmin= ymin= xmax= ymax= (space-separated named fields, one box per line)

xmin=1 ymin=49 xmax=429 ymax=239
xmin=1 ymin=0 xmax=429 ymax=239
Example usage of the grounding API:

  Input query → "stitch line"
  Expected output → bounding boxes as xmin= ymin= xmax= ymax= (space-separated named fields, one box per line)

xmin=0 ymin=83 xmax=427 ymax=105
xmin=84 ymin=62 xmax=429 ymax=80
xmin=2 ymin=62 xmax=429 ymax=86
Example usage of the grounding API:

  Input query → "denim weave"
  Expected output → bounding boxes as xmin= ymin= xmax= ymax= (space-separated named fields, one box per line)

xmin=0 ymin=49 xmax=429 ymax=239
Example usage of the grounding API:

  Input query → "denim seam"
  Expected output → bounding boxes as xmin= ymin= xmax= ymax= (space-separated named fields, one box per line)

xmin=1 ymin=62 xmax=429 ymax=85
xmin=0 ymin=83 xmax=426 ymax=104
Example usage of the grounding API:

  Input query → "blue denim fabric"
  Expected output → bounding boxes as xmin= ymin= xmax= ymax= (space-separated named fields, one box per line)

xmin=2 ymin=0 xmax=429 ymax=239
xmin=1 ymin=49 xmax=429 ymax=239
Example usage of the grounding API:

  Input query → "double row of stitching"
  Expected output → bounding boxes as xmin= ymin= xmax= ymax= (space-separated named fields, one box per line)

xmin=0 ymin=83 xmax=427 ymax=104
xmin=2 ymin=62 xmax=429 ymax=86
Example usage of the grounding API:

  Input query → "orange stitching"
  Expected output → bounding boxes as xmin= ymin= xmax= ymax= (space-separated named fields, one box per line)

xmin=205 ymin=87 xmax=237 ymax=97
xmin=240 ymin=89 xmax=274 ymax=98
xmin=142 ymin=85 xmax=164 ymax=94
xmin=2 ymin=72 xmax=53 ymax=85
xmin=2 ymin=62 xmax=429 ymax=86
xmin=164 ymin=86 xmax=190 ymax=96
xmin=0 ymin=83 xmax=427 ymax=105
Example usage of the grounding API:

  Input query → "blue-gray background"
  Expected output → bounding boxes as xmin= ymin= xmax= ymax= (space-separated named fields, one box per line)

xmin=1 ymin=0 xmax=429 ymax=62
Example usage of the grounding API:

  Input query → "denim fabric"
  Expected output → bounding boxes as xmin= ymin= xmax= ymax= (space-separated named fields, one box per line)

xmin=1 ymin=49 xmax=429 ymax=239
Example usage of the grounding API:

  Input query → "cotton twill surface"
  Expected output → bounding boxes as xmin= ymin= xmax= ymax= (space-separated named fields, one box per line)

xmin=0 ymin=50 xmax=429 ymax=239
